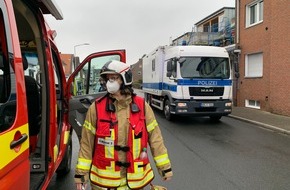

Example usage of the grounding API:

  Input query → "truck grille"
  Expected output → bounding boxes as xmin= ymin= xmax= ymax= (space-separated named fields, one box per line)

xmin=189 ymin=87 xmax=224 ymax=96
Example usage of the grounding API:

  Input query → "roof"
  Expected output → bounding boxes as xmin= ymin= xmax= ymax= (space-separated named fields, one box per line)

xmin=37 ymin=0 xmax=63 ymax=20
xmin=195 ymin=7 xmax=235 ymax=26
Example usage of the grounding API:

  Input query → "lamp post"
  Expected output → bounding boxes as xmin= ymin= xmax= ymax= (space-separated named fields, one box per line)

xmin=73 ymin=43 xmax=90 ymax=68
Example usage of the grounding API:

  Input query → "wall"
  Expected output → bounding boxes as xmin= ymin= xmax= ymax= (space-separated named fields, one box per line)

xmin=237 ymin=0 xmax=290 ymax=116
xmin=131 ymin=59 xmax=143 ymax=88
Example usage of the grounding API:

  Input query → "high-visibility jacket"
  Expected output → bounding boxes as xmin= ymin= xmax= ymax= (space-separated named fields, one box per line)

xmin=75 ymin=94 xmax=172 ymax=188
xmin=90 ymin=95 xmax=154 ymax=189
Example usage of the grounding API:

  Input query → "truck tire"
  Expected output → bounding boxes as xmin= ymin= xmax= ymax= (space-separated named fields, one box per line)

xmin=210 ymin=115 xmax=222 ymax=122
xmin=145 ymin=93 xmax=152 ymax=106
xmin=164 ymin=99 xmax=173 ymax=121
xmin=56 ymin=136 xmax=72 ymax=176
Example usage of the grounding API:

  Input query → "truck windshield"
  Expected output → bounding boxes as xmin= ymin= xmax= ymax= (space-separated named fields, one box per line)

xmin=179 ymin=57 xmax=230 ymax=79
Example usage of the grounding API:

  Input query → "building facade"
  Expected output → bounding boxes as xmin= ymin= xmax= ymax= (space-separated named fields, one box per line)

xmin=171 ymin=7 xmax=235 ymax=47
xmin=131 ymin=59 xmax=143 ymax=89
xmin=60 ymin=54 xmax=74 ymax=78
xmin=236 ymin=0 xmax=290 ymax=116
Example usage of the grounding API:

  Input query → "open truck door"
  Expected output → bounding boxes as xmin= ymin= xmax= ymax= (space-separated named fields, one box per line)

xmin=66 ymin=50 xmax=126 ymax=141
xmin=0 ymin=0 xmax=76 ymax=189
xmin=0 ymin=1 xmax=30 ymax=188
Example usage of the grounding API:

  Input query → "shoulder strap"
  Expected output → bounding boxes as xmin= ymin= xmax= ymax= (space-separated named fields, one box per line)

xmin=132 ymin=95 xmax=147 ymax=131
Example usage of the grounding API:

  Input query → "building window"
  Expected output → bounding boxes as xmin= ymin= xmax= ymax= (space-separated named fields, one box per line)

xmin=245 ymin=52 xmax=263 ymax=77
xmin=245 ymin=99 xmax=260 ymax=109
xmin=203 ymin=22 xmax=210 ymax=32
xmin=246 ymin=0 xmax=263 ymax=27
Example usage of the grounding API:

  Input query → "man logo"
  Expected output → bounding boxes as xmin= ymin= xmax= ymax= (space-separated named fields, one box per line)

xmin=201 ymin=88 xmax=214 ymax=93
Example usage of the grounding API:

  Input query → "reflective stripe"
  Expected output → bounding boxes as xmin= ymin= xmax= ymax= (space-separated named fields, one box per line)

xmin=53 ymin=145 xmax=58 ymax=162
xmin=130 ymin=162 xmax=153 ymax=180
xmin=127 ymin=164 xmax=154 ymax=189
xmin=91 ymin=174 xmax=121 ymax=187
xmin=146 ymin=119 xmax=158 ymax=132
xmin=83 ymin=120 xmax=96 ymax=135
xmin=55 ymin=104 xmax=57 ymax=118
xmin=105 ymin=129 xmax=114 ymax=159
xmin=63 ymin=131 xmax=70 ymax=144
xmin=91 ymin=178 xmax=130 ymax=190
xmin=91 ymin=162 xmax=120 ymax=178
xmin=154 ymin=153 xmax=170 ymax=167
xmin=76 ymin=158 xmax=92 ymax=170
xmin=91 ymin=162 xmax=121 ymax=186
xmin=134 ymin=161 xmax=143 ymax=174
xmin=132 ymin=130 xmax=141 ymax=159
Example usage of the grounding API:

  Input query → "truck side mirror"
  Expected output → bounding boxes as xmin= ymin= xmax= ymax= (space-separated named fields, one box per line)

xmin=167 ymin=60 xmax=172 ymax=71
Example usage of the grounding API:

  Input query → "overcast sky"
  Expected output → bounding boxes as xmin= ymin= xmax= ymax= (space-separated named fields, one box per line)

xmin=45 ymin=0 xmax=235 ymax=64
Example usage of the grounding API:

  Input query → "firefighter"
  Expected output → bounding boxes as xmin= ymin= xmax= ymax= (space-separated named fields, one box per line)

xmin=75 ymin=60 xmax=173 ymax=190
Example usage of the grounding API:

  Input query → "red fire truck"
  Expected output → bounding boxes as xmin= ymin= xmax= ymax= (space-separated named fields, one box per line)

xmin=0 ymin=0 xmax=126 ymax=189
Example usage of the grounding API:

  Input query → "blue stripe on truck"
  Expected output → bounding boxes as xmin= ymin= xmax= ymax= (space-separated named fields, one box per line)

xmin=143 ymin=79 xmax=232 ymax=92
xmin=178 ymin=79 xmax=232 ymax=86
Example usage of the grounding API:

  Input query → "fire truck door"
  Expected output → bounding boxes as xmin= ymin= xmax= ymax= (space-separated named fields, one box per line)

xmin=67 ymin=50 xmax=126 ymax=141
xmin=0 ymin=2 xmax=29 ymax=188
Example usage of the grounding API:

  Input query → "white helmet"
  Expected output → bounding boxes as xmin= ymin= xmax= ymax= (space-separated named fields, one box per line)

xmin=100 ymin=60 xmax=133 ymax=86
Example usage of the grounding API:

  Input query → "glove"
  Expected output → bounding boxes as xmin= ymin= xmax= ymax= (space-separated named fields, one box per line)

xmin=74 ymin=174 xmax=88 ymax=190
xmin=158 ymin=168 xmax=173 ymax=181
xmin=76 ymin=183 xmax=87 ymax=190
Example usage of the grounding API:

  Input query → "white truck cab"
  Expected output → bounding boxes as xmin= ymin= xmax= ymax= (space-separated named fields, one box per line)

xmin=142 ymin=45 xmax=232 ymax=121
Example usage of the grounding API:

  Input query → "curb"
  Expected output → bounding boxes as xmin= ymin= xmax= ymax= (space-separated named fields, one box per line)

xmin=228 ymin=114 xmax=290 ymax=135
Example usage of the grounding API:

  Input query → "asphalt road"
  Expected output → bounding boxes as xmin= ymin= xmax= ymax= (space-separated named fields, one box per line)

xmin=48 ymin=111 xmax=290 ymax=190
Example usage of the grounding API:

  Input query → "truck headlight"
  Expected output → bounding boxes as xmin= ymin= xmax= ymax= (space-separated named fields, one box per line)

xmin=177 ymin=103 xmax=187 ymax=107
xmin=225 ymin=102 xmax=232 ymax=107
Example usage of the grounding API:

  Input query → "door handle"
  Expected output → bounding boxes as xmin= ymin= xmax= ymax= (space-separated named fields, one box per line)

xmin=10 ymin=133 xmax=28 ymax=149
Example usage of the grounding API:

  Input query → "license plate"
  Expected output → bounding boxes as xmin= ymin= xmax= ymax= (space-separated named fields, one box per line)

xmin=200 ymin=103 xmax=214 ymax=107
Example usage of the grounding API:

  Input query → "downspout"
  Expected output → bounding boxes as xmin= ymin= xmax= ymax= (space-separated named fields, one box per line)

xmin=234 ymin=0 xmax=240 ymax=106
xmin=236 ymin=0 xmax=240 ymax=44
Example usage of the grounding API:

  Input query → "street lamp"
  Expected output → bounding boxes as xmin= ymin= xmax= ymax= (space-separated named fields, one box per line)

xmin=73 ymin=43 xmax=90 ymax=68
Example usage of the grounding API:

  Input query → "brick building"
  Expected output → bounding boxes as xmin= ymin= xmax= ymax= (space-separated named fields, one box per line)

xmin=60 ymin=54 xmax=73 ymax=78
xmin=236 ymin=0 xmax=290 ymax=116
xmin=130 ymin=58 xmax=143 ymax=89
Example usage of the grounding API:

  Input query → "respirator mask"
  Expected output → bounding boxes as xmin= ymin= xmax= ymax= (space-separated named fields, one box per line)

xmin=106 ymin=80 xmax=120 ymax=94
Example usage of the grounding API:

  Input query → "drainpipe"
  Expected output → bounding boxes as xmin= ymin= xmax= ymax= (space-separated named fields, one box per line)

xmin=236 ymin=0 xmax=240 ymax=44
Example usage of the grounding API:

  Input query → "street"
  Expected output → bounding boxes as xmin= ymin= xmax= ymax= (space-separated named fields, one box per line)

xmin=48 ymin=111 xmax=290 ymax=190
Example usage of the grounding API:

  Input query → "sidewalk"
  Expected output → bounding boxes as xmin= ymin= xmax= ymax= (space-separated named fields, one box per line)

xmin=229 ymin=106 xmax=290 ymax=135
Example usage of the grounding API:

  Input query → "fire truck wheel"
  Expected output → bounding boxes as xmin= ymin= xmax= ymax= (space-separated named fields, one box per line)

xmin=56 ymin=137 xmax=72 ymax=176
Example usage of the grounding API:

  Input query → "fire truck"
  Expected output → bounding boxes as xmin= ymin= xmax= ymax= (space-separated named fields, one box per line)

xmin=0 ymin=0 xmax=126 ymax=189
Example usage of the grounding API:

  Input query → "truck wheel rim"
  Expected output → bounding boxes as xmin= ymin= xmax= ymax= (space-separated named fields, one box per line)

xmin=164 ymin=104 xmax=170 ymax=117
